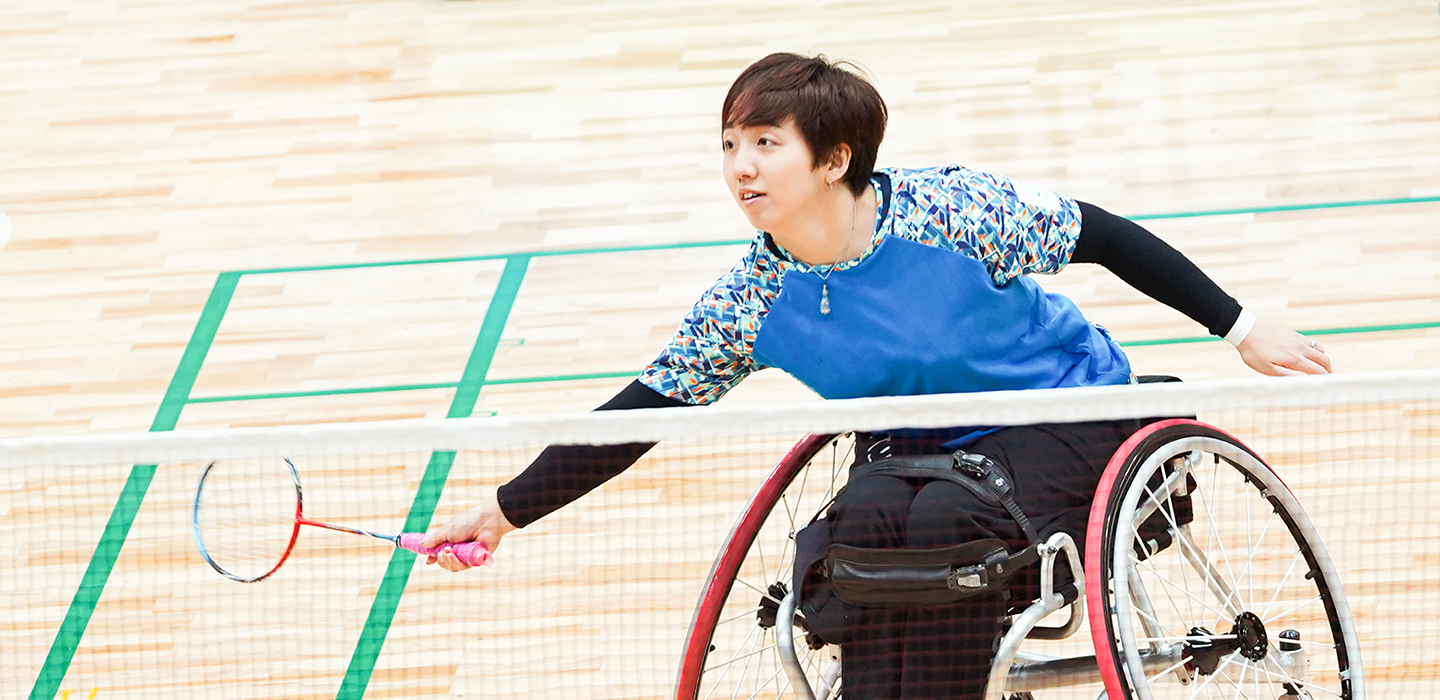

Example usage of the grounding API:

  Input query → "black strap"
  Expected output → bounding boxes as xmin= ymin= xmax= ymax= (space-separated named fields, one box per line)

xmin=847 ymin=451 xmax=1041 ymax=546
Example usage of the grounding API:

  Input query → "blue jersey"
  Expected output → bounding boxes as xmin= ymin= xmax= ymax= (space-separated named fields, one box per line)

xmin=638 ymin=165 xmax=1131 ymax=405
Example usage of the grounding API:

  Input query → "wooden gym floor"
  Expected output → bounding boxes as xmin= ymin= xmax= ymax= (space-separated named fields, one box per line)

xmin=1 ymin=0 xmax=1438 ymax=697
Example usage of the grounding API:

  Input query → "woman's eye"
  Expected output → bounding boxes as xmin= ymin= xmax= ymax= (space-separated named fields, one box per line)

xmin=758 ymin=137 xmax=771 ymax=146
xmin=722 ymin=139 xmax=734 ymax=150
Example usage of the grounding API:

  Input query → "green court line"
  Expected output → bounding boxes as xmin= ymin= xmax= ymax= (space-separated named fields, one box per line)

xmin=238 ymin=239 xmax=748 ymax=276
xmin=1119 ymin=320 xmax=1440 ymax=347
xmin=30 ymin=272 xmax=241 ymax=700
xmin=225 ymin=194 xmax=1439 ymax=276
xmin=484 ymin=370 xmax=635 ymax=385
xmin=184 ymin=320 xmax=1440 ymax=405
xmin=1128 ymin=194 xmax=1440 ymax=221
xmin=336 ymin=255 xmax=531 ymax=700
xmin=185 ymin=371 xmax=640 ymax=404
xmin=186 ymin=382 xmax=461 ymax=403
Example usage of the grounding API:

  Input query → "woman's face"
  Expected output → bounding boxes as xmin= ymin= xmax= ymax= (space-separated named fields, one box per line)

xmin=722 ymin=119 xmax=831 ymax=234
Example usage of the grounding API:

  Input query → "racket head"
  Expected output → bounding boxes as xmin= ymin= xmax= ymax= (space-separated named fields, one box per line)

xmin=192 ymin=457 xmax=303 ymax=583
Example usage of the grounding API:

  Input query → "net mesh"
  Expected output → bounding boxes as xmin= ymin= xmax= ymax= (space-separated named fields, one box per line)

xmin=2 ymin=371 xmax=1437 ymax=699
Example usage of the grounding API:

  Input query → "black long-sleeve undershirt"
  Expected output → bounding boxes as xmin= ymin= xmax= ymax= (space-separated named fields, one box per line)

xmin=495 ymin=203 xmax=1243 ymax=528
xmin=1070 ymin=201 xmax=1242 ymax=337
xmin=495 ymin=379 xmax=685 ymax=528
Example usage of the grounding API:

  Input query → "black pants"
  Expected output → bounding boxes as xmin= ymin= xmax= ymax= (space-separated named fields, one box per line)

xmin=828 ymin=418 xmax=1157 ymax=700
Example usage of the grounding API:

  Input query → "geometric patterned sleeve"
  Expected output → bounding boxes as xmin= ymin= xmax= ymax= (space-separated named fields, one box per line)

xmin=887 ymin=165 xmax=1084 ymax=285
xmin=636 ymin=241 xmax=773 ymax=405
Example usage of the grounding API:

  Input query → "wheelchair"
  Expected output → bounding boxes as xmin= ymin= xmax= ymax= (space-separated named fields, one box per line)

xmin=674 ymin=419 xmax=1364 ymax=700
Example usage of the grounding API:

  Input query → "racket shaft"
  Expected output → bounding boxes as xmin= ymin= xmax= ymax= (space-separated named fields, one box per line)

xmin=299 ymin=517 xmax=397 ymax=544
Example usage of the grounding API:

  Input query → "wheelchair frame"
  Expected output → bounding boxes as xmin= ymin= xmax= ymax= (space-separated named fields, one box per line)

xmin=675 ymin=420 xmax=1365 ymax=700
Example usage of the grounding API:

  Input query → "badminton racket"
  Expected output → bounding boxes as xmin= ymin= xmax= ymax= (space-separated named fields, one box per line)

xmin=192 ymin=457 xmax=490 ymax=582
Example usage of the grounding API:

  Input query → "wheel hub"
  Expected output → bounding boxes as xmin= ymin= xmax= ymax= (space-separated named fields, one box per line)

xmin=1232 ymin=611 xmax=1269 ymax=661
xmin=756 ymin=582 xmax=787 ymax=629
xmin=1184 ymin=612 xmax=1270 ymax=675
xmin=755 ymin=580 xmax=827 ymax=649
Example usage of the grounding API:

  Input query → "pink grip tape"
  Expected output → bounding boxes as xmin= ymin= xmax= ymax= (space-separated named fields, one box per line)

xmin=398 ymin=533 xmax=493 ymax=567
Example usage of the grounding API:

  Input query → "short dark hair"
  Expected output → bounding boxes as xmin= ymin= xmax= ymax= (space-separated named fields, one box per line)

xmin=722 ymin=53 xmax=887 ymax=196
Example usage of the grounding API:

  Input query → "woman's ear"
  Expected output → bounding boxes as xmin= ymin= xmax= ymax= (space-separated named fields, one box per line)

xmin=825 ymin=143 xmax=853 ymax=186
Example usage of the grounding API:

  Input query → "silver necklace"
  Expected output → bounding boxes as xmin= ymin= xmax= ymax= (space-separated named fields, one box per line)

xmin=813 ymin=199 xmax=858 ymax=315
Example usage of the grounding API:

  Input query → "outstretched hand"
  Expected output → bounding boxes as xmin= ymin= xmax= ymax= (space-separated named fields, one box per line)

xmin=1237 ymin=319 xmax=1332 ymax=376
xmin=420 ymin=490 xmax=517 ymax=572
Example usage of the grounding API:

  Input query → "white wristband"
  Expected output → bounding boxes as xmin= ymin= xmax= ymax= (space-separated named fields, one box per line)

xmin=1224 ymin=308 xmax=1256 ymax=347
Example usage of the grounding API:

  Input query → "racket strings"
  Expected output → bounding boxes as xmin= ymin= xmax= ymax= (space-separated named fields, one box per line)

xmin=195 ymin=459 xmax=302 ymax=581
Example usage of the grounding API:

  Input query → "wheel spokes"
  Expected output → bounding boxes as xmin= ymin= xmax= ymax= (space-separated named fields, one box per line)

xmin=1108 ymin=433 xmax=1356 ymax=700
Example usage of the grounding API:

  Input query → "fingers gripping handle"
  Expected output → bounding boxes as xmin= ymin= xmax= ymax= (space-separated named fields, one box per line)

xmin=398 ymin=533 xmax=493 ymax=567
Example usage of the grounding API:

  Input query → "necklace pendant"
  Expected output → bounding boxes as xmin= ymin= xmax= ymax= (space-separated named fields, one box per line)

xmin=820 ymin=283 xmax=831 ymax=315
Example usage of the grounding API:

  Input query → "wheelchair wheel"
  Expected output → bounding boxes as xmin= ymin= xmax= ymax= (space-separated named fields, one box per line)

xmin=1087 ymin=420 xmax=1364 ymax=700
xmin=675 ymin=433 xmax=850 ymax=700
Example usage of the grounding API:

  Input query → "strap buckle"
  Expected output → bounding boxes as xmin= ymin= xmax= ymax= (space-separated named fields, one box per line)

xmin=952 ymin=451 xmax=989 ymax=479
xmin=947 ymin=565 xmax=988 ymax=590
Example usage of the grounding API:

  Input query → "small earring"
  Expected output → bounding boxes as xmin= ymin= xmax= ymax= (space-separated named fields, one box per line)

xmin=828 ymin=180 xmax=834 ymax=190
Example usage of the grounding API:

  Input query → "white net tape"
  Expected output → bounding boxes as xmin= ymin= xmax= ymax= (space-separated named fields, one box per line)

xmin=5 ymin=369 xmax=1440 ymax=467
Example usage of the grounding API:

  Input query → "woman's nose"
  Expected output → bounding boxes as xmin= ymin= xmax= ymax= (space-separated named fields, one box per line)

xmin=730 ymin=146 xmax=757 ymax=179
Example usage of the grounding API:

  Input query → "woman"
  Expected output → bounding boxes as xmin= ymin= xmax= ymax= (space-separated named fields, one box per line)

xmin=421 ymin=53 xmax=1331 ymax=698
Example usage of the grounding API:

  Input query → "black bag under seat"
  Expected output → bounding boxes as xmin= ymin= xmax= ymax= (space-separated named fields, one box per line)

xmin=826 ymin=539 xmax=1020 ymax=607
xmin=791 ymin=451 xmax=1041 ymax=644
